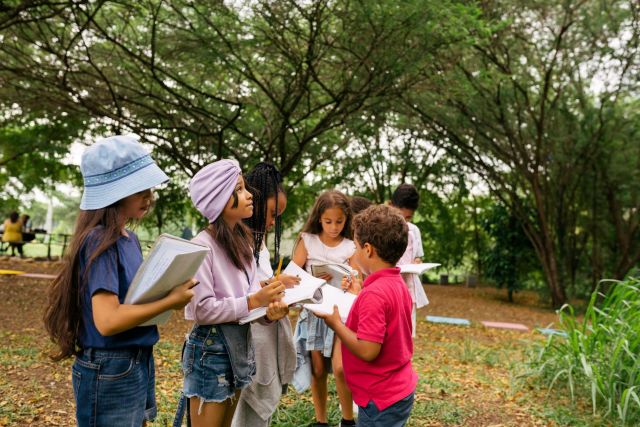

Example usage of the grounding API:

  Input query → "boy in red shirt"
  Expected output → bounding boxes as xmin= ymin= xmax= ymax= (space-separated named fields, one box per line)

xmin=316 ymin=204 xmax=417 ymax=426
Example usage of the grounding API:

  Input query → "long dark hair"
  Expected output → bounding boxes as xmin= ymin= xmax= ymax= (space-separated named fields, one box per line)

xmin=301 ymin=190 xmax=353 ymax=239
xmin=43 ymin=206 xmax=124 ymax=361
xmin=243 ymin=162 xmax=284 ymax=266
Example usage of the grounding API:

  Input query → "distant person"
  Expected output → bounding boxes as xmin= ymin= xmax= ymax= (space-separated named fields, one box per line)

xmin=350 ymin=195 xmax=373 ymax=216
xmin=390 ymin=184 xmax=423 ymax=263
xmin=2 ymin=211 xmax=24 ymax=257
xmin=390 ymin=184 xmax=429 ymax=337
xmin=20 ymin=214 xmax=36 ymax=243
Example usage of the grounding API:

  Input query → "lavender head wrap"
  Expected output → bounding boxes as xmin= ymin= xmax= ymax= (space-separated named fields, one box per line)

xmin=189 ymin=159 xmax=242 ymax=223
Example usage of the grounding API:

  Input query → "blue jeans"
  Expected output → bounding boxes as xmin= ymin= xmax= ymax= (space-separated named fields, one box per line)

xmin=72 ymin=347 xmax=156 ymax=427
xmin=357 ymin=392 xmax=415 ymax=427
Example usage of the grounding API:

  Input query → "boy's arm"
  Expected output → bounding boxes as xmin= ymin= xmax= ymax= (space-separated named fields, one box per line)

xmin=316 ymin=306 xmax=381 ymax=362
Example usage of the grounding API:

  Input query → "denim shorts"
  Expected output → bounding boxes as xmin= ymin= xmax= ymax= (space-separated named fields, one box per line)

xmin=72 ymin=347 xmax=156 ymax=427
xmin=182 ymin=325 xmax=250 ymax=404
xmin=357 ymin=392 xmax=415 ymax=427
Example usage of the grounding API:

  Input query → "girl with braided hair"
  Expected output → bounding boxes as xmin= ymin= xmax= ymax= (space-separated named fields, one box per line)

xmin=232 ymin=162 xmax=300 ymax=427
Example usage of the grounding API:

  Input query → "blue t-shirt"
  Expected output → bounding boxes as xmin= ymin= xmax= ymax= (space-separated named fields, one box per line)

xmin=78 ymin=227 xmax=159 ymax=349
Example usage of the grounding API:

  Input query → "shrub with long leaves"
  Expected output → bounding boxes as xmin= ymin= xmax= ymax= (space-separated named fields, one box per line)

xmin=530 ymin=276 xmax=640 ymax=425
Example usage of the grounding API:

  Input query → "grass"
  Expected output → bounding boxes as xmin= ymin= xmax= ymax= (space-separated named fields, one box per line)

xmin=0 ymin=274 xmax=606 ymax=426
xmin=528 ymin=276 xmax=640 ymax=425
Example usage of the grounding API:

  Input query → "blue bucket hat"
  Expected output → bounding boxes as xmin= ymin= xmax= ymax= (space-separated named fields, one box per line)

xmin=79 ymin=135 xmax=169 ymax=210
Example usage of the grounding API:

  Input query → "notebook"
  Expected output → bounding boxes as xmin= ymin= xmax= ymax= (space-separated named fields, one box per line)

xmin=239 ymin=261 xmax=357 ymax=324
xmin=310 ymin=263 xmax=358 ymax=288
xmin=124 ymin=234 xmax=208 ymax=326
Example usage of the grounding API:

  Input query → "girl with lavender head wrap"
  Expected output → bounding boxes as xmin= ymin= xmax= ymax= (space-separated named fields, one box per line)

xmin=175 ymin=159 xmax=289 ymax=427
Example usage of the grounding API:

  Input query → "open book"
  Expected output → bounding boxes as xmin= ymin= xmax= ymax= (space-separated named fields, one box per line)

xmin=124 ymin=234 xmax=209 ymax=326
xmin=310 ymin=263 xmax=358 ymax=289
xmin=303 ymin=285 xmax=357 ymax=322
xmin=239 ymin=261 xmax=358 ymax=324
xmin=239 ymin=262 xmax=325 ymax=324
xmin=398 ymin=263 xmax=440 ymax=275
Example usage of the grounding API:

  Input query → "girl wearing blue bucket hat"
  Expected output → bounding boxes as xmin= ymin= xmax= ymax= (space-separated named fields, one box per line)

xmin=44 ymin=135 xmax=196 ymax=427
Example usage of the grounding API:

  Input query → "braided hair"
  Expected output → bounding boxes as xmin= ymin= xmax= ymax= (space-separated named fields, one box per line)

xmin=244 ymin=162 xmax=284 ymax=266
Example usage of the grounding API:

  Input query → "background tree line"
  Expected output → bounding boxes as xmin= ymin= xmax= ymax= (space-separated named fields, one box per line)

xmin=0 ymin=0 xmax=638 ymax=307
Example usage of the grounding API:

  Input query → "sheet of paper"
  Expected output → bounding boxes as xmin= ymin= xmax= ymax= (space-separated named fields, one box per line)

xmin=239 ymin=262 xmax=325 ymax=324
xmin=398 ymin=263 xmax=440 ymax=275
xmin=281 ymin=262 xmax=325 ymax=305
xmin=303 ymin=285 xmax=357 ymax=322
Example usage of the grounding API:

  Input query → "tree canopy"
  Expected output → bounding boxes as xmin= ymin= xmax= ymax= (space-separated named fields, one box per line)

xmin=1 ymin=0 xmax=638 ymax=306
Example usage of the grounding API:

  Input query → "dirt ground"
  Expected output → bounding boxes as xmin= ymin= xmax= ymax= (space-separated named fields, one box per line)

xmin=0 ymin=257 xmax=567 ymax=426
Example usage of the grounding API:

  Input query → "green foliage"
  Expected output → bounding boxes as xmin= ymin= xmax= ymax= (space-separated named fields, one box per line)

xmin=0 ymin=0 xmax=637 ymax=306
xmin=418 ymin=184 xmax=470 ymax=272
xmin=0 ymin=112 xmax=83 ymax=212
xmin=403 ymin=0 xmax=640 ymax=306
xmin=530 ymin=276 xmax=640 ymax=425
xmin=481 ymin=202 xmax=538 ymax=300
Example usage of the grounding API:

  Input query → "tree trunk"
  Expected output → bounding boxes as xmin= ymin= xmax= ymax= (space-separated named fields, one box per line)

xmin=541 ymin=249 xmax=567 ymax=308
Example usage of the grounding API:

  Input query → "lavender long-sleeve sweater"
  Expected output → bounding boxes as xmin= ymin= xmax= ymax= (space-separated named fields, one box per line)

xmin=185 ymin=230 xmax=261 ymax=325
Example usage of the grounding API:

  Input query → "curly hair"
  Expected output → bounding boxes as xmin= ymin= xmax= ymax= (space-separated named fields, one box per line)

xmin=352 ymin=204 xmax=408 ymax=265
xmin=350 ymin=195 xmax=373 ymax=215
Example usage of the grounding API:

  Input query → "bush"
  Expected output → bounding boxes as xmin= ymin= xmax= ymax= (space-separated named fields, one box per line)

xmin=529 ymin=276 xmax=640 ymax=425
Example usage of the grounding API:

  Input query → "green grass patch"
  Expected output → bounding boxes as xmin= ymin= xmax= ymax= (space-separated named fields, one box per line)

xmin=409 ymin=398 xmax=472 ymax=425
xmin=0 ymin=333 xmax=40 ymax=368
xmin=528 ymin=276 xmax=640 ymax=425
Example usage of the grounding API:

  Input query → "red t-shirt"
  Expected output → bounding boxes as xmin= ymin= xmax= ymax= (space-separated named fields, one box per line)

xmin=342 ymin=267 xmax=418 ymax=411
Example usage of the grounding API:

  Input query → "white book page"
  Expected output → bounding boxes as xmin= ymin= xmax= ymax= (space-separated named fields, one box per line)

xmin=281 ymin=262 xmax=325 ymax=304
xmin=303 ymin=285 xmax=357 ymax=322
xmin=124 ymin=234 xmax=209 ymax=326
xmin=310 ymin=263 xmax=355 ymax=288
xmin=398 ymin=263 xmax=440 ymax=275
xmin=239 ymin=262 xmax=325 ymax=324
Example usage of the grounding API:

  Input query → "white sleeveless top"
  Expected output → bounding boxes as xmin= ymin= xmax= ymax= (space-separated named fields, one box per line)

xmin=300 ymin=232 xmax=355 ymax=274
xmin=397 ymin=229 xmax=429 ymax=308
xmin=256 ymin=244 xmax=273 ymax=281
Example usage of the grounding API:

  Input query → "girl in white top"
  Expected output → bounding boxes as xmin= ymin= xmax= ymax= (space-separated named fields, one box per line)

xmin=292 ymin=190 xmax=357 ymax=427
xmin=396 ymin=226 xmax=429 ymax=337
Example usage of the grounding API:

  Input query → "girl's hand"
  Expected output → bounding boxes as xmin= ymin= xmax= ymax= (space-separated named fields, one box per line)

xmin=316 ymin=273 xmax=333 ymax=282
xmin=249 ymin=281 xmax=285 ymax=309
xmin=276 ymin=274 xmax=301 ymax=289
xmin=166 ymin=278 xmax=198 ymax=310
xmin=266 ymin=301 xmax=289 ymax=321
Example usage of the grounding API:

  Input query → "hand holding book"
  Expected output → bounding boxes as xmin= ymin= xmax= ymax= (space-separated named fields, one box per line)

xmin=248 ymin=281 xmax=285 ymax=310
